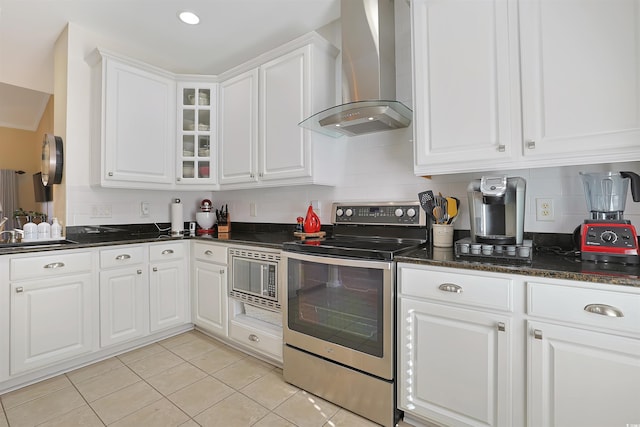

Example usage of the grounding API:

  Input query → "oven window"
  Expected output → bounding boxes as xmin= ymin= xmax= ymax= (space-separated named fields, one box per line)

xmin=287 ymin=258 xmax=384 ymax=357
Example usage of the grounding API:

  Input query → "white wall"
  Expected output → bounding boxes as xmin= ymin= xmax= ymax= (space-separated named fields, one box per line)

xmin=58 ymin=7 xmax=640 ymax=236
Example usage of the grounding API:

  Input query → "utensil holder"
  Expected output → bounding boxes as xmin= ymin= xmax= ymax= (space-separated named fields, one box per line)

xmin=432 ymin=224 xmax=454 ymax=247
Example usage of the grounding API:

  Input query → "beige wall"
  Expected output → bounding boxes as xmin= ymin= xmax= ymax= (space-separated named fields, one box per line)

xmin=0 ymin=96 xmax=54 ymax=215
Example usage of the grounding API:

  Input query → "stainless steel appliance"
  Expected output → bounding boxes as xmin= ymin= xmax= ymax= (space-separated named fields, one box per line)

xmin=467 ymin=175 xmax=526 ymax=245
xmin=578 ymin=171 xmax=640 ymax=264
xmin=282 ymin=201 xmax=427 ymax=427
xmin=229 ymin=248 xmax=280 ymax=310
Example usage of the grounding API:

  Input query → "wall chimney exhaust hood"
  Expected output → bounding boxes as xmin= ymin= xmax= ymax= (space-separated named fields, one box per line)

xmin=299 ymin=0 xmax=412 ymax=138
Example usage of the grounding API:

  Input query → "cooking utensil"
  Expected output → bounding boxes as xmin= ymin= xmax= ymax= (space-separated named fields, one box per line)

xmin=418 ymin=190 xmax=436 ymax=220
xmin=432 ymin=206 xmax=444 ymax=224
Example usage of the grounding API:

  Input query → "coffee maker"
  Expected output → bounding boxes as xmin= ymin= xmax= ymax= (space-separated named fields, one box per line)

xmin=578 ymin=171 xmax=640 ymax=264
xmin=467 ymin=176 xmax=526 ymax=245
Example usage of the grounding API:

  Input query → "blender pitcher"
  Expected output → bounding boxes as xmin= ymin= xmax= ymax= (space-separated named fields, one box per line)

xmin=580 ymin=171 xmax=640 ymax=220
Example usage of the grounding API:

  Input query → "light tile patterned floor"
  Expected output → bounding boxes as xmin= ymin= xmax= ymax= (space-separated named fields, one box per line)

xmin=0 ymin=331 xmax=392 ymax=427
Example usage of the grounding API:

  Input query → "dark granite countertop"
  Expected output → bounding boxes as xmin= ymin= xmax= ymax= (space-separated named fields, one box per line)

xmin=397 ymin=246 xmax=640 ymax=288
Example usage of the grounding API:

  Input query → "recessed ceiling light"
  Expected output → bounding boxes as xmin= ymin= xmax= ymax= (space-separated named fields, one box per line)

xmin=178 ymin=11 xmax=200 ymax=25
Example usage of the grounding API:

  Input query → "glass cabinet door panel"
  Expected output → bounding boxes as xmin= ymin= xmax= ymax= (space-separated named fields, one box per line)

xmin=198 ymin=136 xmax=210 ymax=157
xmin=197 ymin=89 xmax=210 ymax=106
xmin=198 ymin=110 xmax=210 ymax=131
xmin=183 ymin=135 xmax=195 ymax=157
xmin=183 ymin=88 xmax=196 ymax=105
xmin=183 ymin=109 xmax=195 ymax=131
xmin=198 ymin=161 xmax=210 ymax=178
xmin=182 ymin=161 xmax=195 ymax=178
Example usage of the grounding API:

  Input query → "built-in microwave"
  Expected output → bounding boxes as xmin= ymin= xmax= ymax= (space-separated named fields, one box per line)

xmin=229 ymin=247 xmax=281 ymax=311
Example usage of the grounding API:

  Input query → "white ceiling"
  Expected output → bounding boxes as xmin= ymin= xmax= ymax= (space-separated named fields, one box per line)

xmin=0 ymin=0 xmax=340 ymax=131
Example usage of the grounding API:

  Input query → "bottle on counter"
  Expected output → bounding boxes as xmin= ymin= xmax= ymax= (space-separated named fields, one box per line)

xmin=51 ymin=218 xmax=62 ymax=239
xmin=37 ymin=221 xmax=51 ymax=239
xmin=23 ymin=221 xmax=37 ymax=241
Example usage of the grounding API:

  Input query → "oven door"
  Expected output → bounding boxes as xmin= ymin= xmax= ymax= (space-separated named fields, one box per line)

xmin=283 ymin=251 xmax=394 ymax=380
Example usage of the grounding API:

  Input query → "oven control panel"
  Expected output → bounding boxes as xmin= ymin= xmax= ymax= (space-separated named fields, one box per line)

xmin=332 ymin=202 xmax=426 ymax=226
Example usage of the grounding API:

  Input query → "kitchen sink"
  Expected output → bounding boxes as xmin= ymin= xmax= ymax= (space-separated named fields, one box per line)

xmin=0 ymin=239 xmax=79 ymax=251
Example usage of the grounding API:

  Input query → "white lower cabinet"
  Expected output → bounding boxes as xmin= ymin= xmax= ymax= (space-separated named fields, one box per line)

xmin=398 ymin=264 xmax=515 ymax=427
xmin=9 ymin=251 xmax=94 ymax=375
xmin=192 ymin=242 xmax=228 ymax=337
xmin=149 ymin=242 xmax=189 ymax=332
xmin=99 ymin=245 xmax=148 ymax=347
xmin=527 ymin=280 xmax=640 ymax=427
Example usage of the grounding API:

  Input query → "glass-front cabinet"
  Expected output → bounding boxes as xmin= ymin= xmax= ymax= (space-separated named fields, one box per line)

xmin=177 ymin=82 xmax=217 ymax=185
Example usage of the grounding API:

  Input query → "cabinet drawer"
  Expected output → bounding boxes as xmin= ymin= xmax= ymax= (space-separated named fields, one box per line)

xmin=100 ymin=245 xmax=145 ymax=268
xmin=229 ymin=320 xmax=283 ymax=362
xmin=10 ymin=252 xmax=92 ymax=281
xmin=399 ymin=266 xmax=513 ymax=312
xmin=528 ymin=282 xmax=640 ymax=335
xmin=193 ymin=242 xmax=227 ymax=264
xmin=149 ymin=242 xmax=185 ymax=261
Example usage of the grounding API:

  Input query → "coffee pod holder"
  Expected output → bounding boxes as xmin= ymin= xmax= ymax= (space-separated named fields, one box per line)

xmin=454 ymin=237 xmax=533 ymax=263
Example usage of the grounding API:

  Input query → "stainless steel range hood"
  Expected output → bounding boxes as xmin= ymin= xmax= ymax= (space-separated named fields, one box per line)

xmin=299 ymin=0 xmax=412 ymax=138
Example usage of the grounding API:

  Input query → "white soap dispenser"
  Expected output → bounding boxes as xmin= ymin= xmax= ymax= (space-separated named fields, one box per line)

xmin=38 ymin=220 xmax=51 ymax=239
xmin=51 ymin=218 xmax=62 ymax=239
xmin=23 ymin=221 xmax=37 ymax=241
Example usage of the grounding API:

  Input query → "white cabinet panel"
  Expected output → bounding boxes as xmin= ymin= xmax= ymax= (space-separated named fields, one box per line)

xmin=193 ymin=261 xmax=227 ymax=337
xmin=150 ymin=259 xmax=188 ymax=332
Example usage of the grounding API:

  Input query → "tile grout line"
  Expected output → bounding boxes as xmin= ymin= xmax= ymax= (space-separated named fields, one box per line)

xmin=63 ymin=372 xmax=107 ymax=426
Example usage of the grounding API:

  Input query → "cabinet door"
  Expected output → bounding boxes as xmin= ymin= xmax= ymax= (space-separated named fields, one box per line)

xmin=10 ymin=274 xmax=93 ymax=375
xmin=218 ymin=69 xmax=259 ymax=185
xmin=176 ymin=83 xmax=217 ymax=185
xmin=412 ymin=0 xmax=519 ymax=175
xmin=528 ymin=321 xmax=640 ymax=427
xmin=399 ymin=298 xmax=512 ymax=427
xmin=149 ymin=260 xmax=188 ymax=332
xmin=519 ymin=0 xmax=640 ymax=163
xmin=193 ymin=261 xmax=227 ymax=337
xmin=259 ymin=46 xmax=311 ymax=182
xmin=99 ymin=267 xmax=148 ymax=347
xmin=103 ymin=58 xmax=175 ymax=186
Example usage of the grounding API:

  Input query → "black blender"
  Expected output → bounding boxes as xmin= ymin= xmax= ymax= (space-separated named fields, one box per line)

xmin=578 ymin=171 xmax=640 ymax=264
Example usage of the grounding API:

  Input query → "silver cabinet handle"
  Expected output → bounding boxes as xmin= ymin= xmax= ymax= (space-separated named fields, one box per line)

xmin=533 ymin=329 xmax=543 ymax=340
xmin=584 ymin=304 xmax=624 ymax=318
xmin=497 ymin=144 xmax=506 ymax=152
xmin=108 ymin=172 xmax=113 ymax=176
xmin=137 ymin=269 xmax=142 ymax=275
xmin=44 ymin=262 xmax=65 ymax=269
xmin=161 ymin=249 xmax=174 ymax=255
xmin=497 ymin=322 xmax=505 ymax=332
xmin=526 ymin=140 xmax=536 ymax=149
xmin=438 ymin=283 xmax=463 ymax=293
xmin=16 ymin=287 xmax=23 ymax=293
xmin=219 ymin=269 xmax=224 ymax=274
xmin=115 ymin=254 xmax=131 ymax=261
xmin=204 ymin=250 xmax=213 ymax=256
xmin=248 ymin=334 xmax=260 ymax=342
xmin=153 ymin=267 xmax=158 ymax=272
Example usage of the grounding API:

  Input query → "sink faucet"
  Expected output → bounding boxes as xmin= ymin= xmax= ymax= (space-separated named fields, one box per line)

xmin=0 ymin=217 xmax=8 ymax=230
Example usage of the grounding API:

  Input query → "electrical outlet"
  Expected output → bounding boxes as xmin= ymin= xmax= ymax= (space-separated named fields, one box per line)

xmin=91 ymin=204 xmax=112 ymax=218
xmin=140 ymin=202 xmax=150 ymax=217
xmin=536 ymin=198 xmax=554 ymax=221
xmin=250 ymin=202 xmax=257 ymax=217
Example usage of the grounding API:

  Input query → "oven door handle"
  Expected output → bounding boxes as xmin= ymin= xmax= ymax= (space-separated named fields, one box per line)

xmin=282 ymin=251 xmax=393 ymax=270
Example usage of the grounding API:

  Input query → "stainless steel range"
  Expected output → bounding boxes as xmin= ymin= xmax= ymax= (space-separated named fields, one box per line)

xmin=282 ymin=201 xmax=427 ymax=427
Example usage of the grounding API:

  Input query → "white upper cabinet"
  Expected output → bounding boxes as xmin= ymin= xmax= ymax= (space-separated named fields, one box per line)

xmin=519 ymin=0 xmax=640 ymax=164
xmin=218 ymin=33 xmax=339 ymax=189
xmin=412 ymin=0 xmax=520 ymax=175
xmin=412 ymin=0 xmax=640 ymax=176
xmin=89 ymin=49 xmax=176 ymax=189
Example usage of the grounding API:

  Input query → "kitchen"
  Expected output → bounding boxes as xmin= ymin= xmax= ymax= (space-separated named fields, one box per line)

xmin=1 ymin=0 xmax=639 ymax=426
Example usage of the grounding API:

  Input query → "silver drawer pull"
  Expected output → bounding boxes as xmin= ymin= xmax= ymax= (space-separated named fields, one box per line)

xmin=438 ymin=283 xmax=463 ymax=293
xmin=533 ymin=329 xmax=543 ymax=340
xmin=204 ymin=250 xmax=213 ymax=256
xmin=220 ymin=269 xmax=225 ymax=274
xmin=526 ymin=140 xmax=536 ymax=149
xmin=497 ymin=322 xmax=505 ymax=332
xmin=497 ymin=144 xmax=506 ymax=152
xmin=44 ymin=262 xmax=65 ymax=269
xmin=584 ymin=304 xmax=624 ymax=318
xmin=115 ymin=254 xmax=131 ymax=260
xmin=16 ymin=287 xmax=23 ymax=293
xmin=161 ymin=249 xmax=174 ymax=255
xmin=153 ymin=267 xmax=158 ymax=272
xmin=248 ymin=334 xmax=260 ymax=342
xmin=137 ymin=269 xmax=142 ymax=275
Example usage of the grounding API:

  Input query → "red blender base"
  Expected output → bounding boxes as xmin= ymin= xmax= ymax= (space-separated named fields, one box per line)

xmin=580 ymin=221 xmax=640 ymax=264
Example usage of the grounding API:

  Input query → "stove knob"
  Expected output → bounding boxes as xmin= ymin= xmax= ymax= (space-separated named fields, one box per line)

xmin=345 ymin=208 xmax=354 ymax=217
xmin=336 ymin=208 xmax=344 ymax=217
xmin=395 ymin=208 xmax=404 ymax=217
xmin=601 ymin=230 xmax=618 ymax=243
xmin=407 ymin=208 xmax=417 ymax=217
